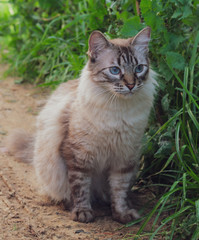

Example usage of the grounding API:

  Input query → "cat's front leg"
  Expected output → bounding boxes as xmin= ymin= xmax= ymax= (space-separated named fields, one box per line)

xmin=109 ymin=165 xmax=140 ymax=224
xmin=68 ymin=169 xmax=94 ymax=223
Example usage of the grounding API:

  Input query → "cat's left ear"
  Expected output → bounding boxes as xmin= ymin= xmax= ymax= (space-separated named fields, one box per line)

xmin=131 ymin=27 xmax=151 ymax=54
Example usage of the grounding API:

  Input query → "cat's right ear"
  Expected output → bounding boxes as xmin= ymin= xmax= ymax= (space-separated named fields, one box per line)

xmin=131 ymin=27 xmax=151 ymax=54
xmin=88 ymin=31 xmax=110 ymax=61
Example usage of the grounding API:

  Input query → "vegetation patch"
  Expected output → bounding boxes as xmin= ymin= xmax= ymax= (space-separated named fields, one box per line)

xmin=0 ymin=0 xmax=199 ymax=239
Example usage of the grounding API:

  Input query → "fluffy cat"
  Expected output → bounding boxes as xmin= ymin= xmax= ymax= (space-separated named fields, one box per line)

xmin=7 ymin=27 xmax=157 ymax=224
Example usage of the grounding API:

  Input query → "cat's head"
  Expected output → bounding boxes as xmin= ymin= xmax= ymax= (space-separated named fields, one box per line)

xmin=87 ymin=27 xmax=151 ymax=98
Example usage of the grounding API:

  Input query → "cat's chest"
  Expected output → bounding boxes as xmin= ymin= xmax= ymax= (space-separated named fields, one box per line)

xmin=72 ymin=106 xmax=149 ymax=166
xmin=89 ymin=116 xmax=144 ymax=168
xmin=94 ymin=112 xmax=145 ymax=150
xmin=90 ymin=105 xmax=149 ymax=131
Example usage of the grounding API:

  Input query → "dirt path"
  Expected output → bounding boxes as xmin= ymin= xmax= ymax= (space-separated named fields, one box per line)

xmin=0 ymin=64 xmax=151 ymax=240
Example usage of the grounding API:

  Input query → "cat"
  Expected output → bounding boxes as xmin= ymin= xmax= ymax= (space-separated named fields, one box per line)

xmin=7 ymin=27 xmax=157 ymax=224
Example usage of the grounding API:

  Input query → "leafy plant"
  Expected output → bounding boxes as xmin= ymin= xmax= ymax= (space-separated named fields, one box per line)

xmin=0 ymin=0 xmax=199 ymax=239
xmin=130 ymin=32 xmax=199 ymax=239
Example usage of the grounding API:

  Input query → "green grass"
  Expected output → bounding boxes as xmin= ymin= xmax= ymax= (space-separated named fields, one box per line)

xmin=0 ymin=0 xmax=199 ymax=239
xmin=125 ymin=32 xmax=199 ymax=240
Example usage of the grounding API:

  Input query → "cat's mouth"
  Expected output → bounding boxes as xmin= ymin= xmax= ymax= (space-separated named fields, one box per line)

xmin=115 ymin=86 xmax=143 ymax=96
xmin=113 ymin=83 xmax=143 ymax=95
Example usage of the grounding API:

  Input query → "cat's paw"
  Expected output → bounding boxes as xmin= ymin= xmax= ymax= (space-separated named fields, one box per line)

xmin=112 ymin=208 xmax=140 ymax=224
xmin=71 ymin=207 xmax=95 ymax=223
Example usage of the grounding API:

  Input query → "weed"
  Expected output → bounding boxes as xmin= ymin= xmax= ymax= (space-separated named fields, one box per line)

xmin=0 ymin=0 xmax=199 ymax=239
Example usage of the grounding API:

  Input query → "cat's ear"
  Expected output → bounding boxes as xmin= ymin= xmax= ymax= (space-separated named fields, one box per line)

xmin=131 ymin=27 xmax=151 ymax=54
xmin=88 ymin=31 xmax=110 ymax=59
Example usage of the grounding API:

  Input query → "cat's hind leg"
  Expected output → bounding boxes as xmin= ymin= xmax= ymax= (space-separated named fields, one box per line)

xmin=34 ymin=136 xmax=70 ymax=202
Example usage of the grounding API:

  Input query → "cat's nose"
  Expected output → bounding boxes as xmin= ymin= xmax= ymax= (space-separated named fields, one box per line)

xmin=126 ymin=84 xmax=135 ymax=91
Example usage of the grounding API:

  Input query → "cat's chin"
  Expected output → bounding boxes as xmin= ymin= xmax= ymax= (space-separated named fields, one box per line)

xmin=115 ymin=92 xmax=134 ymax=100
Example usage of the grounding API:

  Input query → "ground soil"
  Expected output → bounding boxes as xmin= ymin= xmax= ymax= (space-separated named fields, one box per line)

xmin=0 ymin=64 xmax=155 ymax=240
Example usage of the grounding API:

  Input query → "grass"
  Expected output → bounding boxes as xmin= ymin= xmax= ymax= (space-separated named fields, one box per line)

xmin=0 ymin=1 xmax=199 ymax=239
xmin=125 ymin=32 xmax=199 ymax=240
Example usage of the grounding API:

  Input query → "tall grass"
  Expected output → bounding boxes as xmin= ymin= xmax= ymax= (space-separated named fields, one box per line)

xmin=0 ymin=0 xmax=121 ymax=84
xmin=126 ymin=32 xmax=199 ymax=240
xmin=0 ymin=1 xmax=199 ymax=239
xmin=0 ymin=1 xmax=13 ymax=51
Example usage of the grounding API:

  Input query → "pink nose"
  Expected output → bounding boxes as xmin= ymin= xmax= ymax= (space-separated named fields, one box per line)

xmin=126 ymin=84 xmax=135 ymax=91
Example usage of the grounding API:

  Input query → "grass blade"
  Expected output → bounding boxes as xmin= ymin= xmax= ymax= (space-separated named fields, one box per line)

xmin=149 ymin=206 xmax=192 ymax=240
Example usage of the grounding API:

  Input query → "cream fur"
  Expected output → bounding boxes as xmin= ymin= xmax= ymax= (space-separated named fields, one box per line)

xmin=33 ymin=63 xmax=157 ymax=201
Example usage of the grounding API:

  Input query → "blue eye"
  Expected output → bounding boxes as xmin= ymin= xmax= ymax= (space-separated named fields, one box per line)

xmin=135 ymin=65 xmax=144 ymax=73
xmin=109 ymin=66 xmax=121 ymax=75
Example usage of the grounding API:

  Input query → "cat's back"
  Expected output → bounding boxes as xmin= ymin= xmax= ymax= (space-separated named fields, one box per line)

xmin=50 ymin=79 xmax=78 ymax=102
xmin=37 ymin=79 xmax=79 ymax=126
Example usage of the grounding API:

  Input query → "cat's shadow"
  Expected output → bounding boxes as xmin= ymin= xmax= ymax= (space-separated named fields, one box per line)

xmin=60 ymin=190 xmax=152 ymax=218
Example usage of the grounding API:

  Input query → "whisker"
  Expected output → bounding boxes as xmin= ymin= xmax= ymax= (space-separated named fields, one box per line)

xmin=85 ymin=84 xmax=111 ymax=97
xmin=103 ymin=91 xmax=116 ymax=109
xmin=110 ymin=92 xmax=118 ymax=108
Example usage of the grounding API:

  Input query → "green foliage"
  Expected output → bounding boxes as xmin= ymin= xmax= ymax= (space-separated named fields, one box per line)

xmin=134 ymin=50 xmax=199 ymax=239
xmin=1 ymin=0 xmax=199 ymax=239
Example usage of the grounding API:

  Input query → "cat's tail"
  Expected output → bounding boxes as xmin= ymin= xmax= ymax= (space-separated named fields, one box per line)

xmin=6 ymin=129 xmax=34 ymax=163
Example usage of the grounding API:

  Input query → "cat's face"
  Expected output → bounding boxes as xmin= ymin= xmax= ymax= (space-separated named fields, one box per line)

xmin=87 ymin=27 xmax=151 ymax=98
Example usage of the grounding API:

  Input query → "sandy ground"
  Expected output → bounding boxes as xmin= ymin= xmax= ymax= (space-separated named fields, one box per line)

xmin=0 ymin=64 xmax=155 ymax=240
